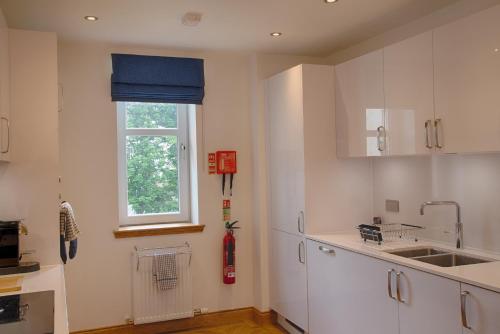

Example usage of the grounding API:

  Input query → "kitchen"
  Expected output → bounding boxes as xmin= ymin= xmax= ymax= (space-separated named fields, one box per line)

xmin=1 ymin=0 xmax=500 ymax=333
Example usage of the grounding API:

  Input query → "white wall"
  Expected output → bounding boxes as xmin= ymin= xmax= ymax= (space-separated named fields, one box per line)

xmin=58 ymin=41 xmax=256 ymax=331
xmin=373 ymin=154 xmax=500 ymax=253
xmin=326 ymin=0 xmax=500 ymax=254
xmin=327 ymin=0 xmax=500 ymax=64
xmin=0 ymin=29 xmax=59 ymax=265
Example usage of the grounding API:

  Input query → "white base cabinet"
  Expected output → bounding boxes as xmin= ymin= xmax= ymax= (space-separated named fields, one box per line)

xmin=270 ymin=230 xmax=308 ymax=331
xmin=307 ymin=240 xmax=399 ymax=334
xmin=461 ymin=284 xmax=500 ymax=334
xmin=306 ymin=239 xmax=478 ymax=334
xmin=397 ymin=266 xmax=462 ymax=334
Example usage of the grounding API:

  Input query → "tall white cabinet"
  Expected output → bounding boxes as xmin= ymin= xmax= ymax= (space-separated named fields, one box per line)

xmin=434 ymin=4 xmax=500 ymax=154
xmin=0 ymin=16 xmax=10 ymax=162
xmin=267 ymin=64 xmax=336 ymax=332
xmin=267 ymin=66 xmax=305 ymax=236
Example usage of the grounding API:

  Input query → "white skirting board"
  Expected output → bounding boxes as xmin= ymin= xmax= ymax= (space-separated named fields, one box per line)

xmin=277 ymin=314 xmax=306 ymax=334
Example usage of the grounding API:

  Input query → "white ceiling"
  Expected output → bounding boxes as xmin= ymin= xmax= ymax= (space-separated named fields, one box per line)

xmin=0 ymin=0 xmax=460 ymax=56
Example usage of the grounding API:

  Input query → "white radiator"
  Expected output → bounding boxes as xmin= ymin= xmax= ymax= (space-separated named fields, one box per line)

xmin=132 ymin=243 xmax=193 ymax=325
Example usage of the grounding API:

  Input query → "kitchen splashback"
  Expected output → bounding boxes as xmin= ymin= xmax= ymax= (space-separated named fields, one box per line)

xmin=372 ymin=153 xmax=500 ymax=254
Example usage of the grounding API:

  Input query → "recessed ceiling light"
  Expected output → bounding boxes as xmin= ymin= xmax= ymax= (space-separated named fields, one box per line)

xmin=84 ymin=16 xmax=98 ymax=21
xmin=324 ymin=0 xmax=339 ymax=3
xmin=270 ymin=32 xmax=282 ymax=37
xmin=494 ymin=48 xmax=499 ymax=53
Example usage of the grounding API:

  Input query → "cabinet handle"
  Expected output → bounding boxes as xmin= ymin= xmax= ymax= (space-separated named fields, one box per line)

xmin=1 ymin=117 xmax=9 ymax=154
xmin=396 ymin=271 xmax=406 ymax=303
xmin=387 ymin=269 xmax=397 ymax=300
xmin=425 ymin=120 xmax=433 ymax=149
xmin=318 ymin=245 xmax=335 ymax=255
xmin=297 ymin=211 xmax=304 ymax=234
xmin=377 ymin=126 xmax=386 ymax=152
xmin=298 ymin=241 xmax=305 ymax=264
xmin=461 ymin=291 xmax=472 ymax=330
xmin=434 ymin=118 xmax=443 ymax=149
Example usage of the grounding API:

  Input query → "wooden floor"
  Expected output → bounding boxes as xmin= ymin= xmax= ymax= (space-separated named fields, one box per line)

xmin=175 ymin=320 xmax=286 ymax=334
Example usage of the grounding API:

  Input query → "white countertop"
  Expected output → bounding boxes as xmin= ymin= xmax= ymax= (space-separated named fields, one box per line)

xmin=307 ymin=233 xmax=500 ymax=293
xmin=0 ymin=265 xmax=69 ymax=334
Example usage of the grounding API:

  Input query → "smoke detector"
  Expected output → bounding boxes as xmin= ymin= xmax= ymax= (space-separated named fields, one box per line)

xmin=182 ymin=12 xmax=203 ymax=27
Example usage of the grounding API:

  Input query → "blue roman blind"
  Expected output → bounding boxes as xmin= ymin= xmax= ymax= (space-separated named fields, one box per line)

xmin=111 ymin=54 xmax=205 ymax=104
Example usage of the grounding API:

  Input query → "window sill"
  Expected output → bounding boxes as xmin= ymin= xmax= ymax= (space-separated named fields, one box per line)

xmin=113 ymin=223 xmax=205 ymax=239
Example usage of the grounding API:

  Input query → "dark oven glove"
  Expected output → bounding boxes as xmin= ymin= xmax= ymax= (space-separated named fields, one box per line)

xmin=60 ymin=235 xmax=67 ymax=264
xmin=69 ymin=239 xmax=78 ymax=260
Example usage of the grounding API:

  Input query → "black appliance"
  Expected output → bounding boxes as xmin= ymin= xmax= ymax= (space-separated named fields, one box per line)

xmin=0 ymin=221 xmax=20 ymax=268
xmin=0 ymin=291 xmax=55 ymax=333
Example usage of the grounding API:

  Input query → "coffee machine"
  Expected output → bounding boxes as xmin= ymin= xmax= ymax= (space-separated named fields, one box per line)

xmin=0 ymin=220 xmax=39 ymax=275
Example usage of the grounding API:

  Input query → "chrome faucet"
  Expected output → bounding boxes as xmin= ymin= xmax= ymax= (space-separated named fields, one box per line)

xmin=420 ymin=201 xmax=463 ymax=249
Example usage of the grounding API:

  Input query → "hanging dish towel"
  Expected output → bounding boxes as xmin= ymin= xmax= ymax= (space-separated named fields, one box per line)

xmin=152 ymin=253 xmax=177 ymax=290
xmin=60 ymin=201 xmax=80 ymax=264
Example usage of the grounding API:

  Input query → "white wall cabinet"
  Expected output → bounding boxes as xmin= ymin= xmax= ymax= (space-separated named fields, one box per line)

xmin=270 ymin=230 xmax=308 ymax=331
xmin=0 ymin=21 xmax=10 ymax=162
xmin=336 ymin=4 xmax=500 ymax=157
xmin=384 ymin=31 xmax=435 ymax=156
xmin=335 ymin=50 xmax=385 ymax=157
xmin=461 ymin=284 xmax=500 ymax=334
xmin=307 ymin=240 xmax=399 ymax=334
xmin=336 ymin=32 xmax=435 ymax=157
xmin=434 ymin=5 xmax=500 ymax=154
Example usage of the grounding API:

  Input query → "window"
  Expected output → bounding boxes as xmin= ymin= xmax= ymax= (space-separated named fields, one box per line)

xmin=117 ymin=102 xmax=190 ymax=226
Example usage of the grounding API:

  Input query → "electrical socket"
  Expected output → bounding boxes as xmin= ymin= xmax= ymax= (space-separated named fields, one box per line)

xmin=385 ymin=199 xmax=400 ymax=213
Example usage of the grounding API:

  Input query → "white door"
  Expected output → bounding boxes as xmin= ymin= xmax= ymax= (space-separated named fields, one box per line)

xmin=267 ymin=66 xmax=305 ymax=236
xmin=461 ymin=284 xmax=500 ymax=334
xmin=397 ymin=266 xmax=462 ymax=334
xmin=0 ymin=19 xmax=10 ymax=162
xmin=306 ymin=240 xmax=399 ymax=334
xmin=335 ymin=49 xmax=385 ymax=157
xmin=384 ymin=31 xmax=435 ymax=155
xmin=434 ymin=5 xmax=500 ymax=154
xmin=270 ymin=230 xmax=308 ymax=331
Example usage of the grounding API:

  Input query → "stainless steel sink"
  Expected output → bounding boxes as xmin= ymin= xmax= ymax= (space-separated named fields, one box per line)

xmin=387 ymin=247 xmax=495 ymax=267
xmin=388 ymin=247 xmax=448 ymax=258
xmin=413 ymin=253 xmax=492 ymax=267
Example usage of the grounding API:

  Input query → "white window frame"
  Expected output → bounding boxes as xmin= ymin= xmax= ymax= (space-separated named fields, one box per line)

xmin=117 ymin=102 xmax=190 ymax=226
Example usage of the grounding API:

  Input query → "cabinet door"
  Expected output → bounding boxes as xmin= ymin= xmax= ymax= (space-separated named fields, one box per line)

xmin=434 ymin=5 xmax=500 ymax=153
xmin=461 ymin=284 xmax=500 ymax=334
xmin=0 ymin=20 xmax=10 ymax=162
xmin=335 ymin=50 xmax=385 ymax=157
xmin=267 ymin=66 xmax=304 ymax=236
xmin=397 ymin=266 xmax=462 ymax=334
xmin=270 ymin=230 xmax=308 ymax=331
xmin=384 ymin=31 xmax=435 ymax=155
xmin=307 ymin=240 xmax=399 ymax=334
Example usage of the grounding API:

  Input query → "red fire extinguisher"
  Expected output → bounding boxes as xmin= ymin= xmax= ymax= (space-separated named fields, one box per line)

xmin=223 ymin=221 xmax=239 ymax=285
